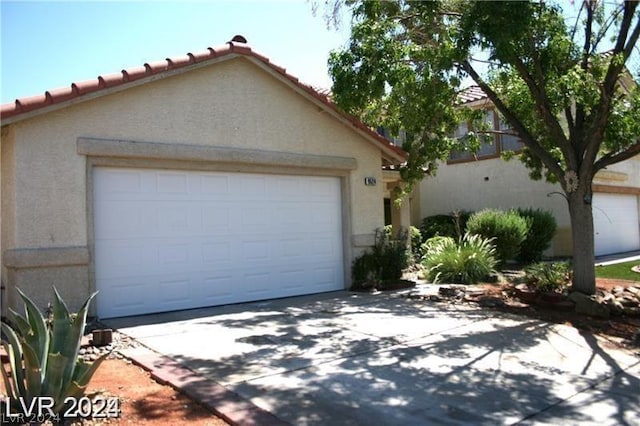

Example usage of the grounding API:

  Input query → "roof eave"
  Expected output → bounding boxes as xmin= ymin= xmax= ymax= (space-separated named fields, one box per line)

xmin=1 ymin=53 xmax=244 ymax=126
xmin=0 ymin=41 xmax=408 ymax=163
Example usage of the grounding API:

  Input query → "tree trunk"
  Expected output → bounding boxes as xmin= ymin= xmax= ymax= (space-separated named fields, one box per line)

xmin=568 ymin=190 xmax=596 ymax=295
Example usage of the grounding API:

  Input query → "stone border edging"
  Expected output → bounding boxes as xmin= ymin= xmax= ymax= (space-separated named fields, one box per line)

xmin=119 ymin=346 xmax=290 ymax=426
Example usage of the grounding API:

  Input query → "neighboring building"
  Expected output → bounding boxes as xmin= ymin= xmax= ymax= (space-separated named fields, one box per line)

xmin=418 ymin=86 xmax=640 ymax=258
xmin=0 ymin=37 xmax=408 ymax=318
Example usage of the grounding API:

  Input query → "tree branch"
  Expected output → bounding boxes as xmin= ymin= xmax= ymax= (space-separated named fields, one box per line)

xmin=623 ymin=7 xmax=640 ymax=59
xmin=593 ymin=141 xmax=640 ymax=174
xmin=582 ymin=0 xmax=595 ymax=69
xmin=510 ymin=57 xmax=575 ymax=168
xmin=591 ymin=2 xmax=625 ymax=53
xmin=565 ymin=105 xmax=575 ymax=142
xmin=585 ymin=2 xmax=639 ymax=168
xmin=569 ymin=0 xmax=585 ymax=43
xmin=461 ymin=60 xmax=565 ymax=180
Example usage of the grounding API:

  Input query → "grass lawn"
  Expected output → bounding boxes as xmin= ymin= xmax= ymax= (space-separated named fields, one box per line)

xmin=595 ymin=260 xmax=640 ymax=282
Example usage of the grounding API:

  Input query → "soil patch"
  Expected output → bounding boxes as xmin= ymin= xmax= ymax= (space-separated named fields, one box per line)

xmin=80 ymin=358 xmax=229 ymax=425
xmin=0 ymin=357 xmax=229 ymax=425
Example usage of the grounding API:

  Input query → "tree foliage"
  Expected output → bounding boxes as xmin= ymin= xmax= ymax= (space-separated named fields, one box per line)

xmin=327 ymin=0 xmax=640 ymax=294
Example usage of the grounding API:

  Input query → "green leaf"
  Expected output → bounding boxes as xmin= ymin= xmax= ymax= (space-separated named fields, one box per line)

xmin=0 ymin=341 xmax=19 ymax=400
xmin=8 ymin=308 xmax=31 ymax=336
xmin=58 ymin=291 xmax=97 ymax=396
xmin=49 ymin=287 xmax=73 ymax=357
xmin=1 ymin=322 xmax=27 ymax=399
xmin=61 ymin=353 xmax=109 ymax=403
xmin=21 ymin=341 xmax=43 ymax=399
xmin=16 ymin=288 xmax=50 ymax=373
xmin=41 ymin=352 xmax=68 ymax=403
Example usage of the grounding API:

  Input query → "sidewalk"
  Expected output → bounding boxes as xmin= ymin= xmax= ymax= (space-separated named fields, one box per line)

xmin=595 ymin=250 xmax=640 ymax=266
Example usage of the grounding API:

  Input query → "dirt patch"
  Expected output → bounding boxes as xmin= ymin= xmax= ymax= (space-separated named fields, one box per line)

xmin=0 ymin=357 xmax=229 ymax=425
xmin=80 ymin=358 xmax=229 ymax=425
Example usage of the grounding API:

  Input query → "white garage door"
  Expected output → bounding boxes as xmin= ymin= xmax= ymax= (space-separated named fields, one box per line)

xmin=593 ymin=193 xmax=640 ymax=256
xmin=93 ymin=168 xmax=344 ymax=318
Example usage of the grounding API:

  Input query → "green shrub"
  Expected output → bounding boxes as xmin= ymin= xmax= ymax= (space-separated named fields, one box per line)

xmin=516 ymin=208 xmax=557 ymax=262
xmin=420 ymin=235 xmax=455 ymax=259
xmin=351 ymin=228 xmax=410 ymax=290
xmin=409 ymin=226 xmax=422 ymax=258
xmin=420 ymin=214 xmax=457 ymax=241
xmin=524 ymin=262 xmax=571 ymax=293
xmin=1 ymin=288 xmax=107 ymax=418
xmin=422 ymin=233 xmax=497 ymax=284
xmin=352 ymin=251 xmax=381 ymax=290
xmin=466 ymin=209 xmax=529 ymax=263
xmin=384 ymin=225 xmax=422 ymax=260
xmin=420 ymin=211 xmax=472 ymax=242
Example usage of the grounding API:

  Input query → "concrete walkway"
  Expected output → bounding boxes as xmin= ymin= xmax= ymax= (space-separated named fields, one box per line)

xmin=107 ymin=290 xmax=640 ymax=425
xmin=595 ymin=250 xmax=640 ymax=266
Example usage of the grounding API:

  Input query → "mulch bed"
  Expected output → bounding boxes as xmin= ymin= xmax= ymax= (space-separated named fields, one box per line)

xmin=472 ymin=279 xmax=640 ymax=345
xmin=350 ymin=279 xmax=417 ymax=292
xmin=389 ymin=274 xmax=640 ymax=346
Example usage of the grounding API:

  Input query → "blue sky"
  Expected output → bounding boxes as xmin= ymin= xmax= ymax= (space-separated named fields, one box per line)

xmin=1 ymin=1 xmax=350 ymax=104
xmin=2 ymin=2 xmax=637 ymax=106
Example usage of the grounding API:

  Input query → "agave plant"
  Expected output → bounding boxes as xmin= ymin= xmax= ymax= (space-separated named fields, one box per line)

xmin=0 ymin=288 xmax=107 ymax=416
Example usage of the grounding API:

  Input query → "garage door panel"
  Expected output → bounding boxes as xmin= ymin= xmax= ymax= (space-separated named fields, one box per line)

xmin=202 ymin=206 xmax=230 ymax=231
xmin=157 ymin=278 xmax=192 ymax=305
xmin=244 ymin=272 xmax=274 ymax=295
xmin=280 ymin=270 xmax=307 ymax=291
xmin=270 ymin=178 xmax=301 ymax=200
xmin=238 ymin=176 xmax=267 ymax=198
xmin=313 ymin=267 xmax=340 ymax=286
xmin=202 ymin=242 xmax=232 ymax=263
xmin=156 ymin=172 xmax=188 ymax=194
xmin=281 ymin=239 xmax=306 ymax=257
xmin=200 ymin=175 xmax=230 ymax=195
xmin=96 ymin=278 xmax=149 ymax=316
xmin=94 ymin=168 xmax=344 ymax=318
xmin=242 ymin=240 xmax=270 ymax=260
xmin=200 ymin=274 xmax=236 ymax=301
xmin=593 ymin=193 xmax=640 ymax=256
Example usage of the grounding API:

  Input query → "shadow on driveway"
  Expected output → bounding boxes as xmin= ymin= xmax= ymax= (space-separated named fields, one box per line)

xmin=108 ymin=291 xmax=640 ymax=425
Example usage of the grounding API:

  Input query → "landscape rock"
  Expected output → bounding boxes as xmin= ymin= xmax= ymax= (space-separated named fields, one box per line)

xmin=620 ymin=295 xmax=639 ymax=307
xmin=478 ymin=296 xmax=505 ymax=308
xmin=626 ymin=286 xmax=639 ymax=295
xmin=438 ymin=286 xmax=466 ymax=299
xmin=622 ymin=306 xmax=640 ymax=317
xmin=569 ymin=292 xmax=610 ymax=319
xmin=608 ymin=300 xmax=625 ymax=316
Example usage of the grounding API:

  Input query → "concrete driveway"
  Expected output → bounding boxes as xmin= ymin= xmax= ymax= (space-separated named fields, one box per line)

xmin=106 ymin=289 xmax=640 ymax=425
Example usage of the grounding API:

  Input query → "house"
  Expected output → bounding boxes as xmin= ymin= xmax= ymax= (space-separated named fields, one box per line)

xmin=0 ymin=36 xmax=408 ymax=318
xmin=417 ymin=86 xmax=640 ymax=258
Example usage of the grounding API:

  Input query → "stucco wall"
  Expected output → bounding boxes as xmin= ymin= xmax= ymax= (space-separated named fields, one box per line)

xmin=594 ymin=155 xmax=640 ymax=187
xmin=2 ymin=56 xmax=386 ymax=314
xmin=419 ymin=155 xmax=640 ymax=257
xmin=1 ymin=125 xmax=16 ymax=311
xmin=420 ymin=158 xmax=572 ymax=256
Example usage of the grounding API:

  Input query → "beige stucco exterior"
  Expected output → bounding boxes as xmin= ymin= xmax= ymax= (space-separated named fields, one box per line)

xmin=1 ymin=56 xmax=401 ymax=315
xmin=594 ymin=155 xmax=640 ymax=188
xmin=419 ymin=155 xmax=640 ymax=257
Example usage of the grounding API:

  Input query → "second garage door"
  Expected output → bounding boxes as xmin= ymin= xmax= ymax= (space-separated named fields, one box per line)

xmin=593 ymin=193 xmax=640 ymax=256
xmin=94 ymin=168 xmax=344 ymax=318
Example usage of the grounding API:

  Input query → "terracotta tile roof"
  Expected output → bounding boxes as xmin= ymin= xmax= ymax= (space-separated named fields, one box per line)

xmin=457 ymin=85 xmax=488 ymax=104
xmin=0 ymin=38 xmax=406 ymax=163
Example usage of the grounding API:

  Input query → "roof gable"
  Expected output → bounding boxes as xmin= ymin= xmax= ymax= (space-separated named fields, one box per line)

xmin=1 ymin=39 xmax=406 ymax=164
